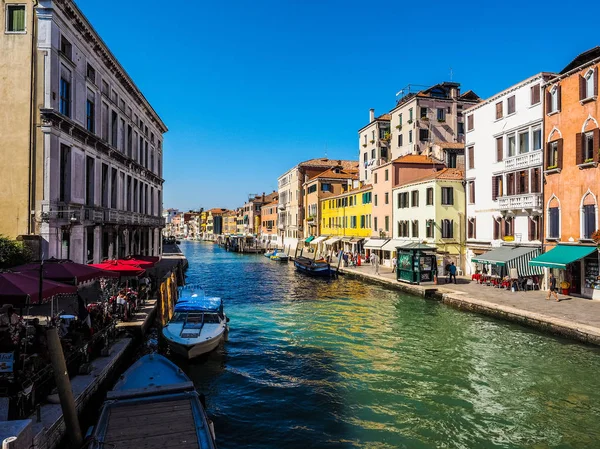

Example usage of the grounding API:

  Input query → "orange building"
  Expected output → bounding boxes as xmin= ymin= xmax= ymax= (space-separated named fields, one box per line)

xmin=260 ymin=197 xmax=279 ymax=246
xmin=535 ymin=47 xmax=600 ymax=298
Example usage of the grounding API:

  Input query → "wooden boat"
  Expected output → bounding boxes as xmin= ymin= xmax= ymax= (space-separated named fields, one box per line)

xmin=88 ymin=353 xmax=217 ymax=449
xmin=294 ymin=256 xmax=336 ymax=277
xmin=163 ymin=286 xmax=229 ymax=359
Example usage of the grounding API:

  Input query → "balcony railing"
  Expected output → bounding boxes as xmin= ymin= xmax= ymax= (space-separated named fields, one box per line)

xmin=504 ymin=151 xmax=543 ymax=171
xmin=498 ymin=193 xmax=543 ymax=211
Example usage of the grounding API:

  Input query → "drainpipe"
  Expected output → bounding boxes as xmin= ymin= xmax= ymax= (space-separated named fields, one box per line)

xmin=28 ymin=1 xmax=39 ymax=236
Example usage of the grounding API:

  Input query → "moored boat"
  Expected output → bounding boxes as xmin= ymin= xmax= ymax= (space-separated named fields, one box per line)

xmin=88 ymin=353 xmax=217 ymax=449
xmin=294 ymin=256 xmax=336 ymax=277
xmin=270 ymin=253 xmax=289 ymax=262
xmin=163 ymin=286 xmax=229 ymax=359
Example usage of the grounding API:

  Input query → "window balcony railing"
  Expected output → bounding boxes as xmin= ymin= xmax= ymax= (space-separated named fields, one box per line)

xmin=504 ymin=150 xmax=543 ymax=171
xmin=498 ymin=193 xmax=543 ymax=211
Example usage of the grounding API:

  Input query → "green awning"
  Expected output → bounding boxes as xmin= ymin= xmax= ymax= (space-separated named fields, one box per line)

xmin=305 ymin=236 xmax=315 ymax=243
xmin=529 ymin=244 xmax=597 ymax=269
xmin=473 ymin=245 xmax=543 ymax=276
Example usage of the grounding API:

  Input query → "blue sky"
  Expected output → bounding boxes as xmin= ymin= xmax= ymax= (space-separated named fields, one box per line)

xmin=77 ymin=0 xmax=597 ymax=211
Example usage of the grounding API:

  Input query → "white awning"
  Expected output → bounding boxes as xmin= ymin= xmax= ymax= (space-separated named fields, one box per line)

xmin=324 ymin=237 xmax=341 ymax=246
xmin=381 ymin=239 xmax=408 ymax=252
xmin=363 ymin=238 xmax=389 ymax=249
xmin=310 ymin=236 xmax=328 ymax=245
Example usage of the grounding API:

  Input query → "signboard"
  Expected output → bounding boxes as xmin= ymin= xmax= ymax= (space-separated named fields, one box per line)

xmin=0 ymin=353 xmax=14 ymax=373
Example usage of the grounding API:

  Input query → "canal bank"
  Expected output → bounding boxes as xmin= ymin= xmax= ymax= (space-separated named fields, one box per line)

xmin=0 ymin=246 xmax=189 ymax=449
xmin=339 ymin=264 xmax=600 ymax=346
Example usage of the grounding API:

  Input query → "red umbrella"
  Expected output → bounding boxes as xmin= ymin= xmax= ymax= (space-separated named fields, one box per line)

xmin=0 ymin=272 xmax=77 ymax=306
xmin=131 ymin=255 xmax=159 ymax=266
xmin=13 ymin=260 xmax=119 ymax=285
xmin=89 ymin=260 xmax=145 ymax=277
xmin=119 ymin=258 xmax=155 ymax=269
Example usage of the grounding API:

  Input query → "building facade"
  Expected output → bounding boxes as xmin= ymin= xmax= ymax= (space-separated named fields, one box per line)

xmin=0 ymin=0 xmax=167 ymax=263
xmin=358 ymin=110 xmax=391 ymax=184
xmin=260 ymin=199 xmax=279 ymax=246
xmin=463 ymin=73 xmax=553 ymax=275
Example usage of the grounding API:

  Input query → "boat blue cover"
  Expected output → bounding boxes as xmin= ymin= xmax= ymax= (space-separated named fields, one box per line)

xmin=113 ymin=354 xmax=190 ymax=391
xmin=175 ymin=296 xmax=223 ymax=313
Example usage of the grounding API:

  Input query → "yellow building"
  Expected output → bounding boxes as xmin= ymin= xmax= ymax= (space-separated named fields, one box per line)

xmin=319 ymin=185 xmax=373 ymax=254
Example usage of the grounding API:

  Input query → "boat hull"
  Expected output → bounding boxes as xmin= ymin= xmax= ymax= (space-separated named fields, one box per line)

xmin=163 ymin=324 xmax=228 ymax=360
xmin=294 ymin=259 xmax=335 ymax=277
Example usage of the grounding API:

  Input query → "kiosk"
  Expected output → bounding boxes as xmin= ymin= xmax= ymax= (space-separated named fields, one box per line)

xmin=396 ymin=242 xmax=437 ymax=284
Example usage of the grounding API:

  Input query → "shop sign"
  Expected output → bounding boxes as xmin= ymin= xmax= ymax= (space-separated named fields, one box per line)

xmin=0 ymin=353 xmax=14 ymax=373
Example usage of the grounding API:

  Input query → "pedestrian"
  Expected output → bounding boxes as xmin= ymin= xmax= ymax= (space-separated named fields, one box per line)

xmin=445 ymin=262 xmax=451 ymax=283
xmin=391 ymin=256 xmax=397 ymax=273
xmin=546 ymin=272 xmax=559 ymax=302
xmin=372 ymin=253 xmax=380 ymax=275
xmin=449 ymin=262 xmax=457 ymax=284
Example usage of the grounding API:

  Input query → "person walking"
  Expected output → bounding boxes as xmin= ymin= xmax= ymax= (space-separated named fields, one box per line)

xmin=372 ymin=252 xmax=380 ymax=275
xmin=448 ymin=262 xmax=457 ymax=284
xmin=391 ymin=256 xmax=397 ymax=273
xmin=546 ymin=272 xmax=559 ymax=302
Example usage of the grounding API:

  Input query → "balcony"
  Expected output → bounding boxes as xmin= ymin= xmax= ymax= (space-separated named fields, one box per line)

xmin=504 ymin=151 xmax=543 ymax=171
xmin=278 ymin=224 xmax=285 ymax=230
xmin=498 ymin=193 xmax=543 ymax=211
xmin=278 ymin=203 xmax=285 ymax=211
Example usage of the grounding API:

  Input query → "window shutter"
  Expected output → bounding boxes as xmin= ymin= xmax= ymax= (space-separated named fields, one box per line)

xmin=450 ymin=220 xmax=454 ymax=238
xmin=492 ymin=177 xmax=498 ymax=201
xmin=468 ymin=146 xmax=474 ymax=169
xmin=528 ymin=217 xmax=533 ymax=241
xmin=575 ymin=133 xmax=583 ymax=165
xmin=523 ymin=170 xmax=529 ymax=194
xmin=545 ymin=91 xmax=552 ymax=114
xmin=546 ymin=142 xmax=551 ymax=168
xmin=496 ymin=137 xmax=503 ymax=162
xmin=557 ymin=138 xmax=564 ymax=169
xmin=473 ymin=217 xmax=476 ymax=239
xmin=579 ymin=76 xmax=586 ymax=100
xmin=557 ymin=86 xmax=562 ymax=111
xmin=595 ymin=68 xmax=599 ymax=96
xmin=501 ymin=218 xmax=506 ymax=238
xmin=449 ymin=188 xmax=454 ymax=205
xmin=594 ymin=128 xmax=600 ymax=163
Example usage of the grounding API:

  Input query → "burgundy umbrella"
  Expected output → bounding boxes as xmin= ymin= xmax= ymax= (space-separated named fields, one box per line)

xmin=0 ymin=272 xmax=77 ymax=306
xmin=13 ymin=260 xmax=119 ymax=285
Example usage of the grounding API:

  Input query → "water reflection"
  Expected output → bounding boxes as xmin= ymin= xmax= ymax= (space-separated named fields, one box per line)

xmin=175 ymin=241 xmax=600 ymax=449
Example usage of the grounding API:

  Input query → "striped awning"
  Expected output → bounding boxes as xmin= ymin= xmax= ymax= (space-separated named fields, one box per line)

xmin=381 ymin=239 xmax=408 ymax=252
xmin=310 ymin=236 xmax=328 ymax=245
xmin=324 ymin=237 xmax=341 ymax=246
xmin=473 ymin=246 xmax=543 ymax=277
xmin=364 ymin=238 xmax=389 ymax=249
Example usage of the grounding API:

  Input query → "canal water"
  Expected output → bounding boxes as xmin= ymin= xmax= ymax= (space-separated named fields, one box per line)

xmin=175 ymin=241 xmax=600 ymax=449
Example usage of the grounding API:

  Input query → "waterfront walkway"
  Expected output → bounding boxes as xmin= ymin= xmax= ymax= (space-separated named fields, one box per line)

xmin=340 ymin=263 xmax=600 ymax=346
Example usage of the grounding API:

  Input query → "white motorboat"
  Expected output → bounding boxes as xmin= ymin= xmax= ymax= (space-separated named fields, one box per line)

xmin=162 ymin=286 xmax=229 ymax=359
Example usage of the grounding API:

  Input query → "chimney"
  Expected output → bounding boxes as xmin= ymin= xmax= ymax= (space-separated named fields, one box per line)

xmin=369 ymin=108 xmax=375 ymax=122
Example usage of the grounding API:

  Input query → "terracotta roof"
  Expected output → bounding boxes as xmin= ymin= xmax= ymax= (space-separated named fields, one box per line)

xmin=376 ymin=113 xmax=391 ymax=121
xmin=433 ymin=142 xmax=465 ymax=150
xmin=400 ymin=168 xmax=464 ymax=186
xmin=326 ymin=184 xmax=372 ymax=200
xmin=392 ymin=154 xmax=442 ymax=164
xmin=307 ymin=167 xmax=359 ymax=181
xmin=299 ymin=158 xmax=359 ymax=170
xmin=208 ymin=208 xmax=228 ymax=214
xmin=560 ymin=46 xmax=600 ymax=74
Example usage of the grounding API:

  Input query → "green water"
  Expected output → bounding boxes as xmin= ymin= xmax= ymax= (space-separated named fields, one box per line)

xmin=179 ymin=241 xmax=600 ymax=449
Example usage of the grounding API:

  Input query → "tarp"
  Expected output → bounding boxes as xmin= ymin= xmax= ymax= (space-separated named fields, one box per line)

xmin=381 ymin=239 xmax=408 ymax=252
xmin=529 ymin=244 xmax=597 ymax=269
xmin=364 ymin=238 xmax=389 ymax=249
xmin=310 ymin=236 xmax=328 ymax=245
xmin=473 ymin=245 xmax=543 ymax=277
xmin=305 ymin=236 xmax=315 ymax=243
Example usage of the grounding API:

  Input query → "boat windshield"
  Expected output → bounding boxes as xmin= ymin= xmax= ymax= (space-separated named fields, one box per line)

xmin=172 ymin=312 xmax=222 ymax=325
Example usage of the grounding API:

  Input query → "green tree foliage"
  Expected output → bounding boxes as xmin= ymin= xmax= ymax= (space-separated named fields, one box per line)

xmin=0 ymin=235 xmax=32 ymax=269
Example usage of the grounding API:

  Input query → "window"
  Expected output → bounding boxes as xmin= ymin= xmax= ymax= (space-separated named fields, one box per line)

xmin=409 ymin=108 xmax=413 ymax=122
xmin=468 ymin=218 xmax=476 ymax=239
xmin=495 ymin=101 xmax=503 ymax=119
xmin=363 ymin=152 xmax=367 ymax=163
xmin=86 ymin=64 xmax=96 ymax=83
xmin=441 ymin=219 xmax=454 ymax=238
xmin=468 ymin=181 xmax=475 ymax=204
xmin=447 ymin=152 xmax=457 ymax=168
xmin=307 ymin=185 xmax=317 ymax=194
xmin=507 ymin=134 xmax=516 ymax=157
xmin=373 ymin=217 xmax=377 ymax=231
xmin=101 ymin=164 xmax=109 ymax=208
xmin=518 ymin=170 xmax=528 ymax=194
xmin=441 ymin=187 xmax=454 ymax=205
xmin=506 ymin=172 xmax=516 ymax=196
xmin=583 ymin=131 xmax=594 ymax=162
xmin=59 ymin=144 xmax=71 ymax=202
xmin=426 ymin=187 xmax=433 ymax=205
xmin=111 ymin=111 xmax=118 ymax=147
xmin=507 ymin=95 xmax=516 ymax=115
xmin=60 ymin=35 xmax=72 ymax=60
xmin=398 ymin=221 xmax=409 ymax=237
xmin=529 ymin=216 xmax=540 ymax=241
xmin=496 ymin=136 xmax=503 ymax=162
xmin=531 ymin=168 xmax=541 ymax=193
xmin=398 ymin=192 xmax=409 ymax=208
xmin=581 ymin=69 xmax=597 ymax=100
xmin=425 ymin=220 xmax=434 ymax=238
xmin=547 ymin=140 xmax=561 ymax=169
xmin=518 ymin=131 xmax=529 ymax=154
xmin=411 ymin=220 xmax=419 ymax=237
xmin=419 ymin=129 xmax=429 ymax=142
xmin=493 ymin=218 xmax=501 ymax=240
xmin=6 ymin=5 xmax=25 ymax=32
xmin=385 ymin=169 xmax=389 ymax=181
xmin=437 ymin=108 xmax=446 ymax=121
xmin=467 ymin=145 xmax=474 ymax=169
xmin=360 ymin=215 xmax=365 ymax=229
xmin=420 ymin=107 xmax=428 ymax=118
xmin=458 ymin=122 xmax=465 ymax=135
xmin=371 ymin=148 xmax=376 ymax=159
xmin=86 ymin=89 xmax=95 ymax=133
xmin=548 ymin=86 xmax=560 ymax=113
xmin=385 ymin=216 xmax=390 ymax=233
xmin=533 ymin=129 xmax=542 ymax=151
xmin=59 ymin=72 xmax=71 ymax=117
xmin=411 ymin=190 xmax=419 ymax=207
xmin=467 ymin=114 xmax=474 ymax=131
xmin=86 ymin=156 xmax=95 ymax=206
xmin=385 ymin=192 xmax=389 ymax=204
xmin=101 ymin=102 xmax=109 ymax=141
xmin=408 ymin=130 xmax=413 ymax=143
xmin=531 ymin=84 xmax=541 ymax=105
xmin=374 ymin=194 xmax=378 ymax=207
xmin=583 ymin=204 xmax=596 ymax=239
xmin=398 ymin=134 xmax=403 ymax=146
xmin=504 ymin=217 xmax=513 ymax=237
xmin=362 ymin=191 xmax=372 ymax=204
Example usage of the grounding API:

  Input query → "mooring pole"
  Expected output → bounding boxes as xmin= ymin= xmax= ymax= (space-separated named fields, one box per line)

xmin=46 ymin=327 xmax=83 ymax=448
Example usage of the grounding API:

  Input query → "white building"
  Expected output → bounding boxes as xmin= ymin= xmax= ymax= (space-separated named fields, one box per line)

xmin=463 ymin=73 xmax=555 ymax=275
xmin=33 ymin=0 xmax=168 ymax=263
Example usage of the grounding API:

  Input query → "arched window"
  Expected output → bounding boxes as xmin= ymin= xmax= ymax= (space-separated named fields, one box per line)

xmin=581 ymin=192 xmax=597 ymax=240
xmin=584 ymin=69 xmax=596 ymax=99
xmin=547 ymin=196 xmax=560 ymax=239
xmin=550 ymin=86 xmax=559 ymax=112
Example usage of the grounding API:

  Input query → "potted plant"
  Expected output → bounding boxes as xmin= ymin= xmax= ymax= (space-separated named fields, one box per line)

xmin=370 ymin=139 xmax=375 ymax=144
xmin=421 ymin=117 xmax=429 ymax=121
xmin=396 ymin=124 xmax=402 ymax=130
xmin=362 ymin=144 xmax=367 ymax=148
xmin=407 ymin=119 xmax=413 ymax=124
xmin=560 ymin=280 xmax=570 ymax=295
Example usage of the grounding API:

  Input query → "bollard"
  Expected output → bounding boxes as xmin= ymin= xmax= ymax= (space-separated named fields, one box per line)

xmin=46 ymin=327 xmax=83 ymax=448
xmin=2 ymin=436 xmax=17 ymax=449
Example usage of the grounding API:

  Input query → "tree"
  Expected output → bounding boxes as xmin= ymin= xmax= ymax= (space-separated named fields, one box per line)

xmin=0 ymin=235 xmax=32 ymax=269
